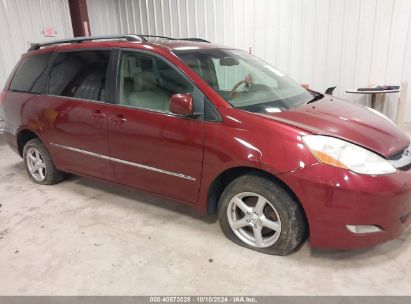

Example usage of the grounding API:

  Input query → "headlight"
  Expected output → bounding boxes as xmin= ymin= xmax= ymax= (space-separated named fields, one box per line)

xmin=302 ymin=135 xmax=396 ymax=175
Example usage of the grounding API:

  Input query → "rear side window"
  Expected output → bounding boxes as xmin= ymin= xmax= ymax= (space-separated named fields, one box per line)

xmin=9 ymin=52 xmax=52 ymax=94
xmin=48 ymin=50 xmax=110 ymax=102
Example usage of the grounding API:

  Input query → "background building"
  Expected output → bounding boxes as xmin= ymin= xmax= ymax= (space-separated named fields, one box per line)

xmin=1 ymin=0 xmax=410 ymax=125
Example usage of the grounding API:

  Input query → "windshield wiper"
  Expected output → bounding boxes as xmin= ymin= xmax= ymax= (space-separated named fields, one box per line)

xmin=306 ymin=91 xmax=325 ymax=104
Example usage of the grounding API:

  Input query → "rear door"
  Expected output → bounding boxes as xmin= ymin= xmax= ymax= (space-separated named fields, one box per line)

xmin=39 ymin=49 xmax=114 ymax=181
xmin=106 ymin=49 xmax=205 ymax=204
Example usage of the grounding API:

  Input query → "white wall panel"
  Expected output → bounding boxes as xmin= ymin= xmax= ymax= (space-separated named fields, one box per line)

xmin=404 ymin=7 xmax=411 ymax=123
xmin=0 ymin=0 xmax=73 ymax=89
xmin=87 ymin=0 xmax=411 ymax=122
xmin=384 ymin=0 xmax=411 ymax=120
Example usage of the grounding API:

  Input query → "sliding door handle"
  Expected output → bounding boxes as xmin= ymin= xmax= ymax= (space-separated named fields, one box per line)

xmin=110 ymin=114 xmax=127 ymax=124
xmin=89 ymin=110 xmax=106 ymax=119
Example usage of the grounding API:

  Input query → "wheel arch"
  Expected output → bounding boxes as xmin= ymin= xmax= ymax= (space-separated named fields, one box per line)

xmin=206 ymin=166 xmax=309 ymax=232
xmin=17 ymin=128 xmax=41 ymax=157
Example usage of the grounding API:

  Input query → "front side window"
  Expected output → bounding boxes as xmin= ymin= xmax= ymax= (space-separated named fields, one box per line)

xmin=48 ymin=50 xmax=110 ymax=102
xmin=9 ymin=52 xmax=52 ymax=94
xmin=118 ymin=51 xmax=194 ymax=113
xmin=175 ymin=49 xmax=315 ymax=113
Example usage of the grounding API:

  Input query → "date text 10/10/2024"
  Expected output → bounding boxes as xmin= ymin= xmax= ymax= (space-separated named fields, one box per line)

xmin=149 ymin=297 xmax=257 ymax=303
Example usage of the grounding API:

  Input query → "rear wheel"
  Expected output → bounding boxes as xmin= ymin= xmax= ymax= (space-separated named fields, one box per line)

xmin=218 ymin=173 xmax=307 ymax=255
xmin=23 ymin=138 xmax=65 ymax=185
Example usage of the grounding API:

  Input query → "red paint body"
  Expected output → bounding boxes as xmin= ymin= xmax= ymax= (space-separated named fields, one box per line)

xmin=1 ymin=40 xmax=411 ymax=249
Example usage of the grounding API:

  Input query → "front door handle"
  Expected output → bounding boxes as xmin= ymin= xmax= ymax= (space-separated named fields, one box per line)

xmin=89 ymin=110 xmax=106 ymax=119
xmin=110 ymin=114 xmax=127 ymax=124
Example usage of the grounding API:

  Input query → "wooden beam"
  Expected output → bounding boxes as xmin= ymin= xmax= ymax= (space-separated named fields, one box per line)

xmin=68 ymin=0 xmax=91 ymax=37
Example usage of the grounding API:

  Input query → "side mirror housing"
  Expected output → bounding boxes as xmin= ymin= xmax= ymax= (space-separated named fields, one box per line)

xmin=169 ymin=93 xmax=194 ymax=116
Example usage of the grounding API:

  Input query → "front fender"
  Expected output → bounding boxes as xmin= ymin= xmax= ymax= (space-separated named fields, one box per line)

xmin=196 ymin=108 xmax=319 ymax=213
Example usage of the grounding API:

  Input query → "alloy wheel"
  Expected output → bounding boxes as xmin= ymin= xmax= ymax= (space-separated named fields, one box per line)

xmin=227 ymin=192 xmax=282 ymax=248
xmin=26 ymin=147 xmax=47 ymax=182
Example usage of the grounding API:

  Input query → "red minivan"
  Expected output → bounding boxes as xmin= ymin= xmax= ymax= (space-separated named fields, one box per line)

xmin=1 ymin=35 xmax=410 ymax=255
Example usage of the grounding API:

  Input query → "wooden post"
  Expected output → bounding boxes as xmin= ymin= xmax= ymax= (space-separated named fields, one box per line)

xmin=396 ymin=82 xmax=411 ymax=132
xmin=68 ymin=0 xmax=91 ymax=37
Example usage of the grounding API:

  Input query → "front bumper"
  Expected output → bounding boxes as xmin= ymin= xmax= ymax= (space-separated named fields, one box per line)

xmin=280 ymin=163 xmax=411 ymax=249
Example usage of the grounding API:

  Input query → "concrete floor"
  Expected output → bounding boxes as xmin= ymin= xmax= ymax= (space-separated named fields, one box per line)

xmin=0 ymin=134 xmax=411 ymax=296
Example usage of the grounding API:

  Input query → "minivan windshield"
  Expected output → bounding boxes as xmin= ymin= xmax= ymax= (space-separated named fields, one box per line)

xmin=174 ymin=49 xmax=316 ymax=113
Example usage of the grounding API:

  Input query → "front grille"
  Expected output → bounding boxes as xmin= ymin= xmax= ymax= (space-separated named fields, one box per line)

xmin=400 ymin=212 xmax=411 ymax=224
xmin=399 ymin=164 xmax=411 ymax=171
xmin=389 ymin=144 xmax=411 ymax=170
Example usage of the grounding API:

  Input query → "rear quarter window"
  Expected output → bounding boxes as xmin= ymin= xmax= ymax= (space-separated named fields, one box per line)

xmin=9 ymin=52 xmax=52 ymax=94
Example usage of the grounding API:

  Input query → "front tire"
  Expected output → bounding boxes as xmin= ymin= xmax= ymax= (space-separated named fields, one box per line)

xmin=218 ymin=173 xmax=307 ymax=255
xmin=23 ymin=138 xmax=65 ymax=185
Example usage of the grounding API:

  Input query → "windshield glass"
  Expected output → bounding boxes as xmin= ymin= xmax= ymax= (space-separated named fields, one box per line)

xmin=174 ymin=49 xmax=315 ymax=113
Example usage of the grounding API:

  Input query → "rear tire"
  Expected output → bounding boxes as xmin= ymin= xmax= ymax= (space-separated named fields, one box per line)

xmin=23 ymin=138 xmax=65 ymax=185
xmin=218 ymin=173 xmax=307 ymax=255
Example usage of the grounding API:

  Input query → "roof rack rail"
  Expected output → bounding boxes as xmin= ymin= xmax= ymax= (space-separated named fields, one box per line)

xmin=141 ymin=35 xmax=174 ymax=40
xmin=28 ymin=34 xmax=211 ymax=51
xmin=140 ymin=35 xmax=210 ymax=43
xmin=180 ymin=38 xmax=211 ymax=43
xmin=28 ymin=34 xmax=145 ymax=51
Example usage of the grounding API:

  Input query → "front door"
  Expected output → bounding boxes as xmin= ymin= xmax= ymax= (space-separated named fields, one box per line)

xmin=107 ymin=50 xmax=204 ymax=204
xmin=39 ymin=49 xmax=114 ymax=181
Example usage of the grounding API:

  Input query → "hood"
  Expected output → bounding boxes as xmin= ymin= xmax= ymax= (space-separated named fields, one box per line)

xmin=262 ymin=97 xmax=410 ymax=158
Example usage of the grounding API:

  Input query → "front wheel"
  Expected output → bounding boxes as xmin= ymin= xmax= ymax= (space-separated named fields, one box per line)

xmin=218 ymin=174 xmax=307 ymax=255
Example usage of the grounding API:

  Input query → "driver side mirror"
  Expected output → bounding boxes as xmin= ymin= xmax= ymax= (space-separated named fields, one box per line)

xmin=169 ymin=93 xmax=194 ymax=116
